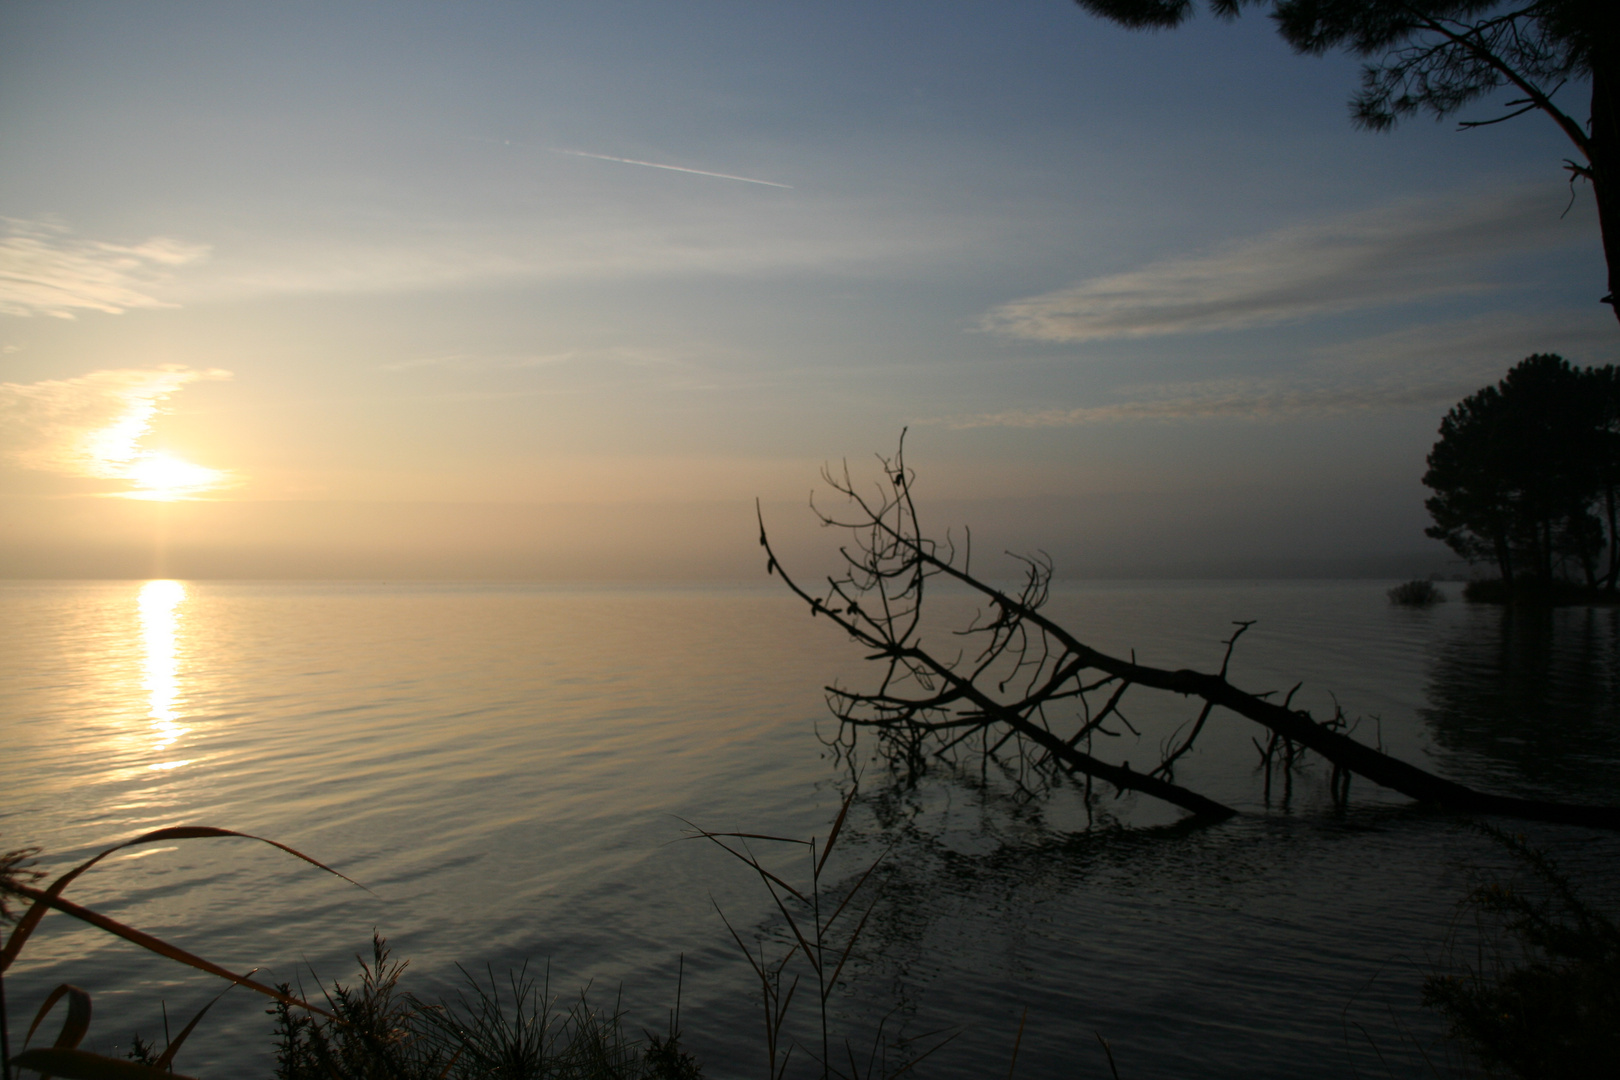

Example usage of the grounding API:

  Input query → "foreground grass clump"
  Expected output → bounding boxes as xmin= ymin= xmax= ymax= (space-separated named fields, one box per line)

xmin=2 ymin=827 xmax=354 ymax=1080
xmin=1423 ymin=828 xmax=1620 ymax=1079
xmin=1387 ymin=580 xmax=1445 ymax=607
xmin=267 ymin=936 xmax=702 ymax=1080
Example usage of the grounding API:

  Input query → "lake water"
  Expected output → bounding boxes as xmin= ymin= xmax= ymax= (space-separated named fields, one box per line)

xmin=2 ymin=579 xmax=1617 ymax=1079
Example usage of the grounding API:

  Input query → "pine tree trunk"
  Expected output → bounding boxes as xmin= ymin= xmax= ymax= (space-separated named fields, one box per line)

xmin=1604 ymin=481 xmax=1619 ymax=591
xmin=1592 ymin=31 xmax=1620 ymax=325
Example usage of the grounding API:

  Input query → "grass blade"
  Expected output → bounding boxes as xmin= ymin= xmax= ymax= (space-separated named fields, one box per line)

xmin=154 ymin=978 xmax=242 ymax=1070
xmin=693 ymin=831 xmax=808 ymax=846
xmin=1006 ymin=1005 xmax=1027 ymax=1079
xmin=822 ymin=848 xmax=889 ymax=933
xmin=885 ymin=1029 xmax=961 ymax=1079
xmin=823 ymin=898 xmax=879 ymax=1003
xmin=685 ymin=829 xmax=808 ymax=904
xmin=22 ymin=984 xmax=91 ymax=1051
xmin=815 ymin=789 xmax=857 ymax=878
xmin=761 ymin=879 xmax=820 ymax=977
xmin=713 ymin=903 xmax=770 ymax=984
xmin=7 ymin=883 xmax=335 ymax=1020
xmin=1095 ymin=1031 xmax=1120 ymax=1080
xmin=2 ymin=827 xmax=361 ymax=974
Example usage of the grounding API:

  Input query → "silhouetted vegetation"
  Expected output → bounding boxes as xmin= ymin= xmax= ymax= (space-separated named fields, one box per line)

xmin=1425 ymin=355 xmax=1620 ymax=600
xmin=1389 ymin=579 xmax=1446 ymax=607
xmin=6 ymin=812 xmax=1616 ymax=1078
xmin=1424 ymin=826 xmax=1620 ymax=1079
xmin=685 ymin=790 xmax=956 ymax=1080
xmin=1 ymin=827 xmax=356 ymax=1080
xmin=0 ymin=829 xmax=704 ymax=1080
xmin=270 ymin=936 xmax=454 ymax=1080
xmin=0 ymin=817 xmax=947 ymax=1079
xmin=270 ymin=939 xmax=702 ymax=1080
xmin=1069 ymin=1 xmax=1620 ymax=322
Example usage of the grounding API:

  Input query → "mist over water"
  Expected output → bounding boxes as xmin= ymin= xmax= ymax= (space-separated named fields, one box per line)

xmin=2 ymin=580 xmax=1616 ymax=1078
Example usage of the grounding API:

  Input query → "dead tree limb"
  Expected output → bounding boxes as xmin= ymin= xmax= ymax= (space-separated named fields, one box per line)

xmin=760 ymin=435 xmax=1620 ymax=832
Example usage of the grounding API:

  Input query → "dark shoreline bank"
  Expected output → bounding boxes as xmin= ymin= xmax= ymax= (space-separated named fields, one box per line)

xmin=1461 ymin=579 xmax=1620 ymax=607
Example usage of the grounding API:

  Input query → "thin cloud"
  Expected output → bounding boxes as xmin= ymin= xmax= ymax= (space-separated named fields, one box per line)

xmin=465 ymin=134 xmax=793 ymax=188
xmin=939 ymin=383 xmax=1466 ymax=429
xmin=184 ymin=214 xmax=922 ymax=301
xmin=0 ymin=366 xmax=234 ymax=494
xmin=937 ymin=309 xmax=1618 ymax=429
xmin=0 ymin=219 xmax=210 ymax=318
xmin=979 ymin=186 xmax=1588 ymax=343
xmin=1307 ymin=307 xmax=1619 ymax=375
xmin=549 ymin=148 xmax=793 ymax=189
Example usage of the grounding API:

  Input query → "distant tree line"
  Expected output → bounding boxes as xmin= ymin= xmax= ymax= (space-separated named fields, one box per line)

xmin=1424 ymin=353 xmax=1620 ymax=593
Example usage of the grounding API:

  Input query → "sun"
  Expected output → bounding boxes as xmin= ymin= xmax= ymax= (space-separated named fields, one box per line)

xmin=65 ymin=370 xmax=238 ymax=500
xmin=123 ymin=451 xmax=229 ymax=500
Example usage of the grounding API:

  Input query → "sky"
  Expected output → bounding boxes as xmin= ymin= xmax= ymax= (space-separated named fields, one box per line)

xmin=1 ymin=0 xmax=1614 ymax=580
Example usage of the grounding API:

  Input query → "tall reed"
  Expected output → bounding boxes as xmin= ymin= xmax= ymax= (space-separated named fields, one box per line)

xmin=686 ymin=790 xmax=955 ymax=1080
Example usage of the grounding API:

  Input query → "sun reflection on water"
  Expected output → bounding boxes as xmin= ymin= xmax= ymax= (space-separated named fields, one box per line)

xmin=138 ymin=579 xmax=192 ymax=768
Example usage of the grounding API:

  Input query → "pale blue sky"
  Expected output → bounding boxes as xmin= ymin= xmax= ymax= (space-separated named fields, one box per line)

xmin=1 ymin=0 xmax=1612 ymax=577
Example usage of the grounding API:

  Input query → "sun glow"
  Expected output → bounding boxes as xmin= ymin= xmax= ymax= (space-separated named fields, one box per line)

xmin=123 ymin=451 xmax=229 ymax=500
xmin=6 ymin=365 xmax=241 ymax=498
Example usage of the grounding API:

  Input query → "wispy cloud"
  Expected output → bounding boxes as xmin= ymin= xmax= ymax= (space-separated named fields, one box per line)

xmin=979 ymin=186 xmax=1587 ymax=343
xmin=1306 ymin=307 xmax=1619 ymax=377
xmin=549 ymin=148 xmax=793 ymax=189
xmin=463 ymin=135 xmax=794 ymax=188
xmin=936 ymin=309 xmax=1618 ymax=428
xmin=192 ymin=206 xmax=951 ymax=301
xmin=939 ymin=382 xmax=1464 ymax=429
xmin=0 ymin=219 xmax=210 ymax=318
xmin=0 ymin=365 xmax=234 ymax=496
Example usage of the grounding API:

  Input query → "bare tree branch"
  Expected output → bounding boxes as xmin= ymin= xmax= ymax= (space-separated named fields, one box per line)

xmin=761 ymin=436 xmax=1620 ymax=831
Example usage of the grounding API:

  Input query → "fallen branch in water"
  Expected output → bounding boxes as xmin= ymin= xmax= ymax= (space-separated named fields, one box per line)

xmin=759 ymin=435 xmax=1620 ymax=831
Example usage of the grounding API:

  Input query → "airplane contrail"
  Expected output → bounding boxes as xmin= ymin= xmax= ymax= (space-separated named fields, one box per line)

xmin=548 ymin=147 xmax=793 ymax=189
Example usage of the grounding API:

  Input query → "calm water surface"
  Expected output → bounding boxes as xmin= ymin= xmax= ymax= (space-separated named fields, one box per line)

xmin=2 ymin=580 xmax=1616 ymax=1078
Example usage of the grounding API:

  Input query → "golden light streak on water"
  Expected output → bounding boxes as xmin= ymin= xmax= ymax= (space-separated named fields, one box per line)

xmin=138 ymin=579 xmax=192 ymax=769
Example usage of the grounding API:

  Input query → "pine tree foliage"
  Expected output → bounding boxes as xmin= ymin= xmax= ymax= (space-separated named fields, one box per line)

xmin=1422 ymin=353 xmax=1620 ymax=591
xmin=1071 ymin=0 xmax=1620 ymax=319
